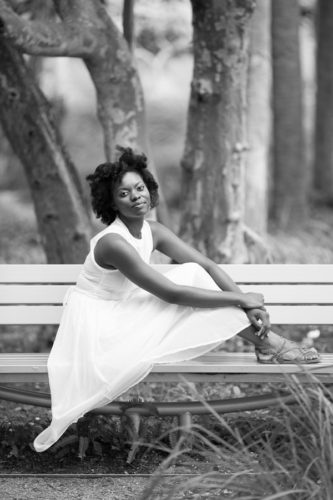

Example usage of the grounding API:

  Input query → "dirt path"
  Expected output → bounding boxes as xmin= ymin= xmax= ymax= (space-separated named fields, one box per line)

xmin=0 ymin=476 xmax=152 ymax=500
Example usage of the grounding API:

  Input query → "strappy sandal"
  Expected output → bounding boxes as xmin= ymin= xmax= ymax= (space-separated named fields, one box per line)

xmin=255 ymin=339 xmax=320 ymax=364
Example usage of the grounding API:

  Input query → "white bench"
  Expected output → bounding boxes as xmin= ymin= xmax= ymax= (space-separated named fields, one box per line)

xmin=0 ymin=264 xmax=333 ymax=418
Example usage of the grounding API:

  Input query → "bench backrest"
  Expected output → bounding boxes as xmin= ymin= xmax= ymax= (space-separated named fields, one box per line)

xmin=1 ymin=264 xmax=333 ymax=325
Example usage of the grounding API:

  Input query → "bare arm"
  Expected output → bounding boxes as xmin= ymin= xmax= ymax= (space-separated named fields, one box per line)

xmin=150 ymin=221 xmax=243 ymax=292
xmin=149 ymin=221 xmax=270 ymax=336
xmin=94 ymin=234 xmax=264 ymax=309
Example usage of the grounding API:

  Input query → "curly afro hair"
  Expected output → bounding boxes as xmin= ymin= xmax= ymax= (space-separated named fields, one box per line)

xmin=86 ymin=146 xmax=159 ymax=225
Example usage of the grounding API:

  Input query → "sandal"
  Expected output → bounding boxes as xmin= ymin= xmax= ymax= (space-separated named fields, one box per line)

xmin=255 ymin=339 xmax=320 ymax=364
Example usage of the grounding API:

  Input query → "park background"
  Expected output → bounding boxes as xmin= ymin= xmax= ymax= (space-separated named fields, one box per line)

xmin=1 ymin=0 xmax=333 ymax=266
xmin=1 ymin=1 xmax=333 ymax=499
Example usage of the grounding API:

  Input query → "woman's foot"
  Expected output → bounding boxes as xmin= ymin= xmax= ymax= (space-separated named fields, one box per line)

xmin=255 ymin=337 xmax=320 ymax=364
xmin=237 ymin=326 xmax=320 ymax=364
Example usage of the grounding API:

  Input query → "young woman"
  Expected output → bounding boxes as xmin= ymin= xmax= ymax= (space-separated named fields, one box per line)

xmin=34 ymin=146 xmax=319 ymax=452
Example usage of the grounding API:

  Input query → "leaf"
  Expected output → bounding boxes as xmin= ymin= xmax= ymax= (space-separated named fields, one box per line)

xmin=50 ymin=435 xmax=77 ymax=454
xmin=9 ymin=444 xmax=19 ymax=458
xmin=54 ymin=446 xmax=71 ymax=460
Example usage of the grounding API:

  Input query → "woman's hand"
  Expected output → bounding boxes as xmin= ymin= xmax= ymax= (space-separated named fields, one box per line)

xmin=240 ymin=292 xmax=265 ymax=310
xmin=246 ymin=308 xmax=271 ymax=339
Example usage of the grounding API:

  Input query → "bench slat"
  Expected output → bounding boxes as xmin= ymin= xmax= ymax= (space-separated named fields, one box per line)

xmin=1 ymin=284 xmax=333 ymax=305
xmin=0 ymin=265 xmax=81 ymax=283
xmin=1 ymin=305 xmax=333 ymax=324
xmin=0 ymin=352 xmax=332 ymax=374
xmin=0 ymin=285 xmax=70 ymax=304
xmin=2 ymin=264 xmax=333 ymax=283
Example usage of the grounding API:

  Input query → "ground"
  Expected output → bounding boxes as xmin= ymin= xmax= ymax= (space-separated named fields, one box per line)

xmin=0 ymin=477 xmax=150 ymax=500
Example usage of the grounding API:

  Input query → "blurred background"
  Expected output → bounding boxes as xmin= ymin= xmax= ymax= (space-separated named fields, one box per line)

xmin=1 ymin=0 xmax=332 ymax=264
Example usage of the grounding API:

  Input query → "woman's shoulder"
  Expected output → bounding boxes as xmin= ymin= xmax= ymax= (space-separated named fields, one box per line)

xmin=94 ymin=231 xmax=136 ymax=269
xmin=91 ymin=219 xmax=129 ymax=249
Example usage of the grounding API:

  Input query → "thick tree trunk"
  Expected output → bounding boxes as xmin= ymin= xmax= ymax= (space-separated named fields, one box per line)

xmin=313 ymin=0 xmax=333 ymax=201
xmin=245 ymin=0 xmax=271 ymax=235
xmin=271 ymin=0 xmax=308 ymax=229
xmin=0 ymin=39 xmax=92 ymax=263
xmin=179 ymin=0 xmax=254 ymax=263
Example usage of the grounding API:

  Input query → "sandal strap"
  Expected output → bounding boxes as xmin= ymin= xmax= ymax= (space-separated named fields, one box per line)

xmin=256 ymin=340 xmax=319 ymax=363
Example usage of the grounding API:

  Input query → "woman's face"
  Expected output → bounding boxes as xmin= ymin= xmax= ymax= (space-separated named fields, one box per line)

xmin=112 ymin=171 xmax=151 ymax=219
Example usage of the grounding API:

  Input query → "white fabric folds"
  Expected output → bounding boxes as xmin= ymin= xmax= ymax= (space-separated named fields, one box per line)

xmin=34 ymin=217 xmax=250 ymax=452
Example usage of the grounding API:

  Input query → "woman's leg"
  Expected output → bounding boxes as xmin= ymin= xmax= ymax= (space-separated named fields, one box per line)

xmin=237 ymin=325 xmax=319 ymax=362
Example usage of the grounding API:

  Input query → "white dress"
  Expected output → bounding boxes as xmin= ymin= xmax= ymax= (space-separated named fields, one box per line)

xmin=34 ymin=217 xmax=250 ymax=452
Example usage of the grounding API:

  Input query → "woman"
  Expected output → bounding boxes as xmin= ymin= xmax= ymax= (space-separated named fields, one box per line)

xmin=34 ymin=146 xmax=319 ymax=452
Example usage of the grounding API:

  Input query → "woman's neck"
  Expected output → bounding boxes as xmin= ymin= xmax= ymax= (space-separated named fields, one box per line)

xmin=117 ymin=215 xmax=144 ymax=239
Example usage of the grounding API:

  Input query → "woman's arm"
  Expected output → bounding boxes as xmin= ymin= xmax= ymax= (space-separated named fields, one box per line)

xmin=149 ymin=221 xmax=270 ymax=335
xmin=94 ymin=233 xmax=264 ymax=309
xmin=150 ymin=221 xmax=242 ymax=292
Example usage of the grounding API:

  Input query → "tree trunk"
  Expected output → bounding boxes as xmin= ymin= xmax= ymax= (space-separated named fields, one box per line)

xmin=179 ymin=0 xmax=254 ymax=263
xmin=245 ymin=0 xmax=271 ymax=235
xmin=313 ymin=0 xmax=333 ymax=201
xmin=0 ymin=39 xmax=92 ymax=263
xmin=54 ymin=0 xmax=169 ymax=225
xmin=0 ymin=0 xmax=169 ymax=226
xmin=123 ymin=0 xmax=135 ymax=54
xmin=270 ymin=0 xmax=307 ymax=229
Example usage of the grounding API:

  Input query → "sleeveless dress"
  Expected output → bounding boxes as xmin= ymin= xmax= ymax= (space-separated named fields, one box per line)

xmin=34 ymin=217 xmax=250 ymax=452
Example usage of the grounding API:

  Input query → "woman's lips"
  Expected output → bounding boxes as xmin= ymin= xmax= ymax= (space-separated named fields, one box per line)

xmin=133 ymin=201 xmax=146 ymax=208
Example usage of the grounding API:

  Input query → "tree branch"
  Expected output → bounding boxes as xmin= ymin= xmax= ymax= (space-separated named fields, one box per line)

xmin=0 ymin=0 xmax=97 ymax=57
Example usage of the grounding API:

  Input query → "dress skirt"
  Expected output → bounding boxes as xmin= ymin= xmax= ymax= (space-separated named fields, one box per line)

xmin=34 ymin=262 xmax=250 ymax=452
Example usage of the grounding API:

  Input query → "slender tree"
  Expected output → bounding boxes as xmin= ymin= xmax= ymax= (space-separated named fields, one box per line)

xmin=179 ymin=0 xmax=268 ymax=263
xmin=270 ymin=0 xmax=307 ymax=229
xmin=314 ymin=0 xmax=333 ymax=201
xmin=245 ymin=0 xmax=271 ymax=235
xmin=123 ymin=0 xmax=135 ymax=54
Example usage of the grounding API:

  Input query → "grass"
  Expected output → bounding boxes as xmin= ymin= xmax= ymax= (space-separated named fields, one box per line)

xmin=139 ymin=374 xmax=333 ymax=499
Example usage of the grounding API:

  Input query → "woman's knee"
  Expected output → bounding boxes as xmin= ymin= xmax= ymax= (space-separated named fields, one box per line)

xmin=187 ymin=262 xmax=218 ymax=289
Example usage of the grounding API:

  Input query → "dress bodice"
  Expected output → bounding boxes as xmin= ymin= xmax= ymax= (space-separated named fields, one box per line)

xmin=76 ymin=217 xmax=153 ymax=300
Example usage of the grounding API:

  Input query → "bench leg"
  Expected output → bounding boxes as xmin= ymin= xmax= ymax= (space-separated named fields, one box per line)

xmin=169 ymin=411 xmax=194 ymax=451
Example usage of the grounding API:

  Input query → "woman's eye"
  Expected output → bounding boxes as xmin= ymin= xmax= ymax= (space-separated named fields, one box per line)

xmin=119 ymin=192 xmax=128 ymax=198
xmin=138 ymin=185 xmax=145 ymax=191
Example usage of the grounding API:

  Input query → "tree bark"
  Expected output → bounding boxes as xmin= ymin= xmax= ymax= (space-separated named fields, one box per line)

xmin=245 ymin=0 xmax=271 ymax=235
xmin=0 ymin=0 xmax=169 ymax=225
xmin=123 ymin=0 xmax=135 ymax=54
xmin=0 ymin=39 xmax=92 ymax=263
xmin=270 ymin=0 xmax=308 ymax=229
xmin=179 ymin=0 xmax=255 ymax=263
xmin=313 ymin=0 xmax=333 ymax=201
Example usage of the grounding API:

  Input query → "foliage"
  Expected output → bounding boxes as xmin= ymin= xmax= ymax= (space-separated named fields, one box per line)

xmin=0 ymin=400 xmax=172 ymax=472
xmin=0 ymin=410 xmax=48 ymax=460
xmin=139 ymin=375 xmax=333 ymax=500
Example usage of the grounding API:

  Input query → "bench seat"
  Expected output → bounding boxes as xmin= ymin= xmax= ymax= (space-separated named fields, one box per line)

xmin=1 ymin=264 xmax=333 ymax=415
xmin=0 ymin=352 xmax=332 ymax=383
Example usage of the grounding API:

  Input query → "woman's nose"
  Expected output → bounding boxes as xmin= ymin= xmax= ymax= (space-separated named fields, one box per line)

xmin=131 ymin=191 xmax=140 ymax=201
